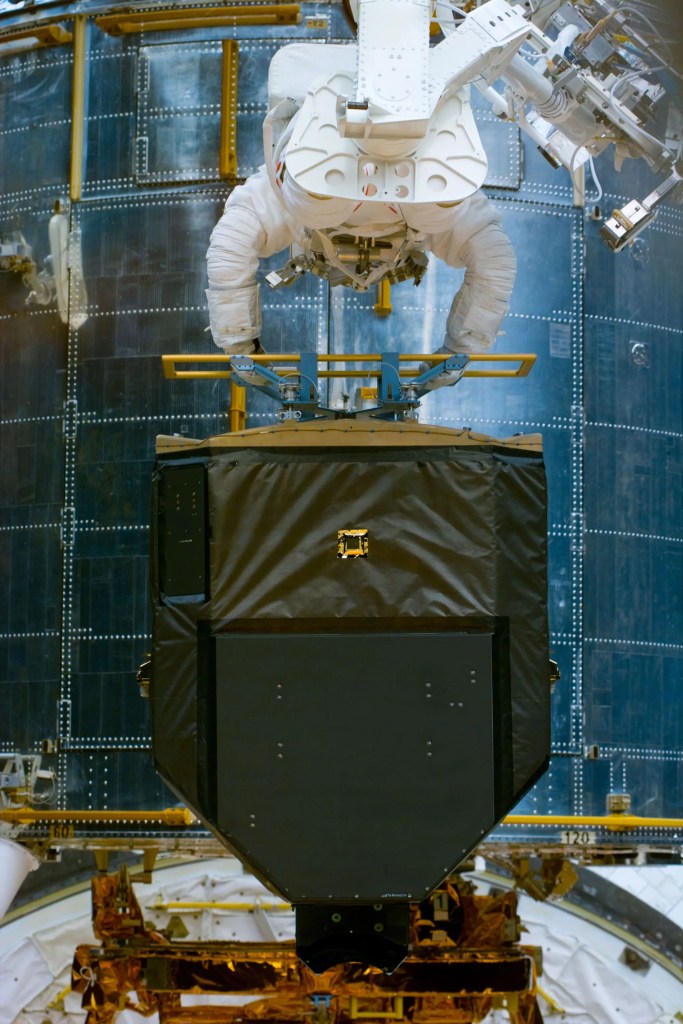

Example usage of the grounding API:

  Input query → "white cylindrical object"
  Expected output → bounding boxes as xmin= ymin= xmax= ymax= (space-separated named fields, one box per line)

xmin=0 ymin=837 xmax=40 ymax=919
xmin=504 ymin=53 xmax=556 ymax=106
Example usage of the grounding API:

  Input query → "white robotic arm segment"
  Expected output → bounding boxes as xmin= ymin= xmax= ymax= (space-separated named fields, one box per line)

xmin=285 ymin=0 xmax=533 ymax=209
xmin=206 ymin=166 xmax=298 ymax=352
xmin=355 ymin=0 xmax=432 ymax=133
xmin=278 ymin=0 xmax=680 ymax=255
xmin=476 ymin=0 xmax=683 ymax=247
xmin=427 ymin=190 xmax=517 ymax=352
xmin=429 ymin=0 xmax=531 ymax=98
xmin=286 ymin=82 xmax=489 ymax=207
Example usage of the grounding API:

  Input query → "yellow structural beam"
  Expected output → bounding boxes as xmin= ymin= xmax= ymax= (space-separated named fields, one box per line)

xmin=373 ymin=280 xmax=392 ymax=317
xmin=149 ymin=899 xmax=293 ymax=911
xmin=0 ymin=23 xmax=72 ymax=51
xmin=0 ymin=807 xmax=194 ymax=826
xmin=503 ymin=814 xmax=683 ymax=832
xmin=8 ymin=810 xmax=676 ymax=831
xmin=162 ymin=352 xmax=538 ymax=380
xmin=96 ymin=4 xmax=300 ymax=35
xmin=220 ymin=40 xmax=239 ymax=180
xmin=69 ymin=15 xmax=87 ymax=202
xmin=229 ymin=379 xmax=247 ymax=431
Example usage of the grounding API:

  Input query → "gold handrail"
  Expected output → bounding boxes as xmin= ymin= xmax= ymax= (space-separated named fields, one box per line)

xmin=69 ymin=15 xmax=87 ymax=202
xmin=96 ymin=4 xmax=300 ymax=35
xmin=220 ymin=40 xmax=239 ymax=180
xmin=149 ymin=899 xmax=293 ymax=911
xmin=502 ymin=813 xmax=683 ymax=832
xmin=161 ymin=352 xmax=537 ymax=380
xmin=0 ymin=24 xmax=73 ymax=51
xmin=0 ymin=807 xmax=194 ymax=826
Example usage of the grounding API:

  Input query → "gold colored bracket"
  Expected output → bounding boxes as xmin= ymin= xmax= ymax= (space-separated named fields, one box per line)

xmin=373 ymin=280 xmax=392 ymax=317
xmin=350 ymin=996 xmax=404 ymax=1020
xmin=337 ymin=529 xmax=369 ymax=558
xmin=96 ymin=4 xmax=301 ymax=36
xmin=161 ymin=352 xmax=538 ymax=380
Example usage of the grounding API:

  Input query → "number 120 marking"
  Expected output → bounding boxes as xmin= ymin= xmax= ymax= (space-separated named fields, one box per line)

xmin=560 ymin=830 xmax=596 ymax=846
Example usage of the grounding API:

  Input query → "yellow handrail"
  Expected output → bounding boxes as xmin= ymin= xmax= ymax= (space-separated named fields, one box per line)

xmin=0 ymin=24 xmax=72 ymax=50
xmin=96 ymin=4 xmax=300 ymax=35
xmin=502 ymin=814 xmax=683 ymax=832
xmin=161 ymin=352 xmax=537 ymax=381
xmin=0 ymin=807 xmax=194 ymax=826
xmin=149 ymin=899 xmax=293 ymax=911
xmin=373 ymin=280 xmax=392 ymax=317
xmin=220 ymin=40 xmax=239 ymax=180
xmin=69 ymin=15 xmax=87 ymax=202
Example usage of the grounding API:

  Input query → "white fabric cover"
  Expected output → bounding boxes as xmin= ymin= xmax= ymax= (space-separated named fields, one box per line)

xmin=32 ymin=913 xmax=95 ymax=975
xmin=523 ymin=918 xmax=664 ymax=1024
xmin=267 ymin=42 xmax=357 ymax=109
xmin=0 ymin=938 xmax=53 ymax=1024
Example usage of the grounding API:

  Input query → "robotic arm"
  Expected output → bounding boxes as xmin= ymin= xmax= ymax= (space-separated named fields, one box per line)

xmin=485 ymin=0 xmax=683 ymax=249
xmin=286 ymin=0 xmax=682 ymax=250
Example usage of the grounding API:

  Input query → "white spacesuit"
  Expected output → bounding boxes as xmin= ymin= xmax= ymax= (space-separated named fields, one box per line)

xmin=206 ymin=161 xmax=516 ymax=363
xmin=206 ymin=27 xmax=517 ymax=384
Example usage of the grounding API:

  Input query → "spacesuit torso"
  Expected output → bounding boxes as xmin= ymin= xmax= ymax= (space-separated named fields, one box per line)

xmin=205 ymin=42 xmax=517 ymax=356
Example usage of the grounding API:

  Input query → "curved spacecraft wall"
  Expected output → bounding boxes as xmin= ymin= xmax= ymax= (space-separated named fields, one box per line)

xmin=0 ymin=0 xmax=681 ymax=853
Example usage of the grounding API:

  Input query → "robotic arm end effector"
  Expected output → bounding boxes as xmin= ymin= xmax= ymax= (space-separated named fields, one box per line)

xmin=470 ymin=0 xmax=683 ymax=247
xmin=600 ymin=169 xmax=683 ymax=251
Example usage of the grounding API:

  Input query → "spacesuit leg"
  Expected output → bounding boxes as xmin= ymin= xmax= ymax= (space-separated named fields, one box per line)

xmin=206 ymin=165 xmax=298 ymax=353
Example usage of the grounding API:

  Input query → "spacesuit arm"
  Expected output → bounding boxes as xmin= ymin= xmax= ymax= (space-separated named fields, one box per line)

xmin=426 ymin=190 xmax=516 ymax=354
xmin=206 ymin=165 xmax=298 ymax=352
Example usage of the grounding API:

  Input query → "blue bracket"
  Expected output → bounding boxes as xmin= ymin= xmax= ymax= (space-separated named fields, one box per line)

xmin=410 ymin=352 xmax=470 ymax=397
xmin=378 ymin=352 xmax=402 ymax=405
xmin=230 ymin=355 xmax=284 ymax=404
xmin=230 ymin=351 xmax=468 ymax=422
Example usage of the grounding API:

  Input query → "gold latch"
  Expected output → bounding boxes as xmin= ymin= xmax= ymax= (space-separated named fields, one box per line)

xmin=337 ymin=529 xmax=368 ymax=558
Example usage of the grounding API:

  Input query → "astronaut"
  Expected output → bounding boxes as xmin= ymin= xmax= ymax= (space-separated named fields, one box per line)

xmin=206 ymin=5 xmax=519 ymax=389
xmin=206 ymin=0 xmax=680 ymax=387
xmin=206 ymin=163 xmax=515 ymax=386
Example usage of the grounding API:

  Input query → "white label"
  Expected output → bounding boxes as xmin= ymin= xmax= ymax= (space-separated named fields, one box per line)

xmin=560 ymin=829 xmax=596 ymax=846
xmin=549 ymin=322 xmax=571 ymax=359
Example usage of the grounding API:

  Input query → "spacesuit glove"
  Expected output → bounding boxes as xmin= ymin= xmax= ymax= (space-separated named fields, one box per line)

xmin=418 ymin=346 xmax=468 ymax=391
